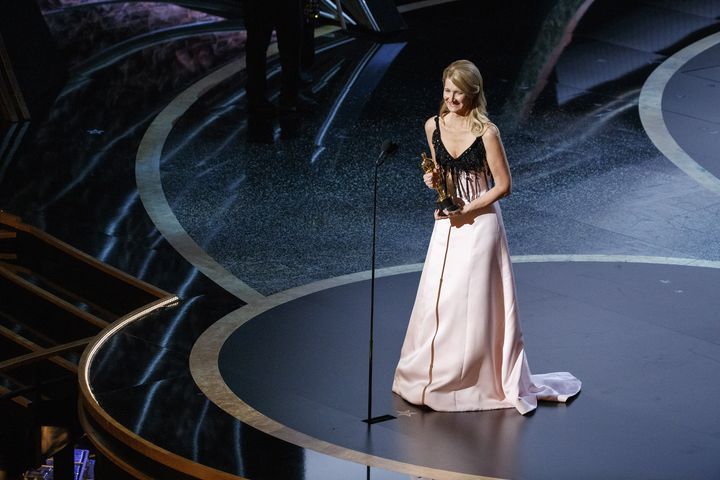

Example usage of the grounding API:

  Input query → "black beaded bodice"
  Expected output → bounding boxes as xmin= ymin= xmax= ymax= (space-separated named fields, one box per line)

xmin=432 ymin=115 xmax=491 ymax=201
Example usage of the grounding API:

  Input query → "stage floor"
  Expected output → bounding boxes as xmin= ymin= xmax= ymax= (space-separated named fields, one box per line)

xmin=3 ymin=0 xmax=720 ymax=478
xmin=193 ymin=260 xmax=720 ymax=479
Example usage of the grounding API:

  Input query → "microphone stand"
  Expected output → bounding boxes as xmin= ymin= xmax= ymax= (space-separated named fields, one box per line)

xmin=363 ymin=141 xmax=397 ymax=426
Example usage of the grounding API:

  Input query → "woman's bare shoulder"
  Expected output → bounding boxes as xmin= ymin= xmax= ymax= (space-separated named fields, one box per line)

xmin=480 ymin=121 xmax=500 ymax=138
xmin=424 ymin=116 xmax=437 ymax=134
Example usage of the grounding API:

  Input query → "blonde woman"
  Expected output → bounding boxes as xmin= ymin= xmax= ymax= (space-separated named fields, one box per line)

xmin=392 ymin=60 xmax=581 ymax=414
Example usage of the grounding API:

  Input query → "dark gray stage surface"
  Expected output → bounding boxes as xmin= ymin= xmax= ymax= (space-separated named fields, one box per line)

xmin=663 ymin=41 xmax=720 ymax=179
xmin=220 ymin=261 xmax=720 ymax=480
xmin=5 ymin=0 xmax=719 ymax=478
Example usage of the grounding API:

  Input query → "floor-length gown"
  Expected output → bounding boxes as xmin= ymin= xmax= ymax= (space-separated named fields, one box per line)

xmin=392 ymin=117 xmax=581 ymax=415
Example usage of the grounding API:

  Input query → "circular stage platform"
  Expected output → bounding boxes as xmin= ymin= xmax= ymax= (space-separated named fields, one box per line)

xmin=193 ymin=260 xmax=720 ymax=479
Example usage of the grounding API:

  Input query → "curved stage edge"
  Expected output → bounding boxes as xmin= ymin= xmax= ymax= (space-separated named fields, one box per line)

xmin=189 ymin=258 xmax=720 ymax=480
xmin=75 ymin=296 xmax=248 ymax=480
xmin=88 ymin=14 xmax=720 ymax=480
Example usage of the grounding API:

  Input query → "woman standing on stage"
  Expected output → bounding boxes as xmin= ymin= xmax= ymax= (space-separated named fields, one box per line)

xmin=392 ymin=60 xmax=581 ymax=414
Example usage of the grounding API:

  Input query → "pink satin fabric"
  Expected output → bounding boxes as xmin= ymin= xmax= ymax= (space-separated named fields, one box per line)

xmin=392 ymin=173 xmax=581 ymax=414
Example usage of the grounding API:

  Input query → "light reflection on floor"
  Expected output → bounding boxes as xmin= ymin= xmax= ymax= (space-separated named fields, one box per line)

xmin=2 ymin=0 xmax=720 ymax=478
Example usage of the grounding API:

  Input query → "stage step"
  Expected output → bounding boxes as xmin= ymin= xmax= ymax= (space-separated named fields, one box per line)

xmin=0 ymin=211 xmax=178 ymax=477
xmin=79 ymin=402 xmax=214 ymax=480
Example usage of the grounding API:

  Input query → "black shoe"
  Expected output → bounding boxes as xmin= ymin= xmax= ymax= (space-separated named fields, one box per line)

xmin=300 ymin=71 xmax=313 ymax=85
xmin=280 ymin=118 xmax=301 ymax=139
xmin=279 ymin=93 xmax=318 ymax=115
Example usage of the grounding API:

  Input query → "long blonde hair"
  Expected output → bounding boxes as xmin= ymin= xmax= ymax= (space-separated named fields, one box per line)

xmin=439 ymin=60 xmax=490 ymax=135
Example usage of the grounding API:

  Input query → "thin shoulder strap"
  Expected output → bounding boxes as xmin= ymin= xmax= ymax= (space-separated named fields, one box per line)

xmin=433 ymin=116 xmax=441 ymax=145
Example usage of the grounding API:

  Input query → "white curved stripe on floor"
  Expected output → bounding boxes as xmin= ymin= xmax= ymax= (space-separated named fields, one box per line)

xmin=135 ymin=27 xmax=339 ymax=304
xmin=135 ymin=55 xmax=266 ymax=303
xmin=639 ymin=30 xmax=720 ymax=195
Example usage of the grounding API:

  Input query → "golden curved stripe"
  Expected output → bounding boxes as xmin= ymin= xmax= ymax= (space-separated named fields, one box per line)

xmin=190 ymin=255 xmax=720 ymax=479
xmin=78 ymin=402 xmax=155 ymax=480
xmin=77 ymin=295 xmax=251 ymax=480
xmin=190 ymin=265 xmax=504 ymax=480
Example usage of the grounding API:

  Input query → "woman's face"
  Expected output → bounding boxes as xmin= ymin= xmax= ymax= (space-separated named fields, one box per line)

xmin=443 ymin=78 xmax=469 ymax=114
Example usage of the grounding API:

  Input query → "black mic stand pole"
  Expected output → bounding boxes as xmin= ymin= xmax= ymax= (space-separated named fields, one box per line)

xmin=364 ymin=141 xmax=397 ymax=426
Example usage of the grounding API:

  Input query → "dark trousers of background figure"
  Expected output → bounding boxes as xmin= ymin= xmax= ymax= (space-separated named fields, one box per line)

xmin=301 ymin=13 xmax=316 ymax=75
xmin=243 ymin=0 xmax=302 ymax=110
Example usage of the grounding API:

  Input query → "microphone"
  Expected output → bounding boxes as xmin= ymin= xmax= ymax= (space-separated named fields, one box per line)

xmin=376 ymin=140 xmax=399 ymax=166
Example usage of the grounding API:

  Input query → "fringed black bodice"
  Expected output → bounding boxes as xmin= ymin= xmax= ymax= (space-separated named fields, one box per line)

xmin=432 ymin=115 xmax=491 ymax=201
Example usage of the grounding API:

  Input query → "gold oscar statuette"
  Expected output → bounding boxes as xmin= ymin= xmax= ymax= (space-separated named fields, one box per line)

xmin=421 ymin=152 xmax=458 ymax=213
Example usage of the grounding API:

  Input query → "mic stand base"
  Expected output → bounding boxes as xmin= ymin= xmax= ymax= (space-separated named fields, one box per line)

xmin=362 ymin=414 xmax=396 ymax=425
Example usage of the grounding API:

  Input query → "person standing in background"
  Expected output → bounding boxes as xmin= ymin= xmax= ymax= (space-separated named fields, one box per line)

xmin=242 ymin=0 xmax=303 ymax=118
xmin=301 ymin=0 xmax=319 ymax=84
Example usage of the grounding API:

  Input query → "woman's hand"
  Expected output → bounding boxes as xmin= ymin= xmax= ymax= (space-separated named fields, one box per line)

xmin=444 ymin=204 xmax=464 ymax=217
xmin=423 ymin=169 xmax=438 ymax=189
xmin=434 ymin=205 xmax=464 ymax=220
xmin=445 ymin=201 xmax=477 ymax=227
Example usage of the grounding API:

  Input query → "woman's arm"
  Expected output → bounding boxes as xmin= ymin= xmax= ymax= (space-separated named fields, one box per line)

xmin=423 ymin=117 xmax=447 ymax=220
xmin=423 ymin=117 xmax=439 ymax=189
xmin=449 ymin=123 xmax=511 ymax=214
